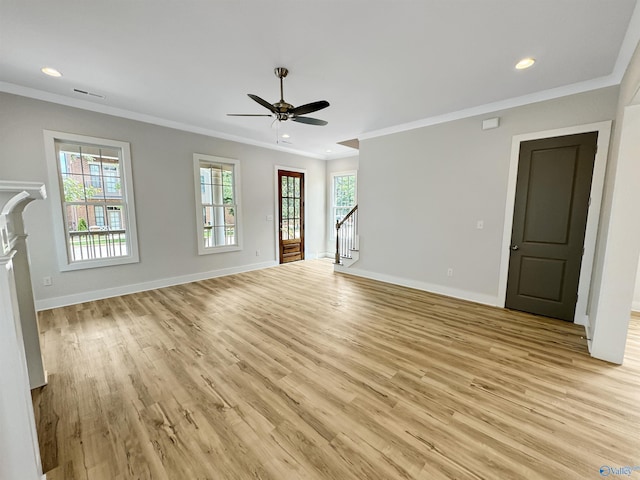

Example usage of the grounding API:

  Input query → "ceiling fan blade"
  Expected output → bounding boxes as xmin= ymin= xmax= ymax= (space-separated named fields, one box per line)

xmin=227 ymin=113 xmax=273 ymax=117
xmin=290 ymin=100 xmax=329 ymax=116
xmin=292 ymin=116 xmax=328 ymax=126
xmin=248 ymin=94 xmax=277 ymax=113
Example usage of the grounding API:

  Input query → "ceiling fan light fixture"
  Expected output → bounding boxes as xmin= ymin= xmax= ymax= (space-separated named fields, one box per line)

xmin=515 ymin=57 xmax=536 ymax=70
xmin=41 ymin=66 xmax=62 ymax=77
xmin=228 ymin=67 xmax=329 ymax=126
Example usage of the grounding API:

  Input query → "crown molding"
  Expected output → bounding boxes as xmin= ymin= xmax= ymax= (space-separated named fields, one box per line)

xmin=358 ymin=75 xmax=619 ymax=141
xmin=0 ymin=82 xmax=327 ymax=160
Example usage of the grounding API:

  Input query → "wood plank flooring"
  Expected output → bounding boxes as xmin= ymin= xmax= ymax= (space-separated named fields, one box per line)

xmin=33 ymin=260 xmax=640 ymax=479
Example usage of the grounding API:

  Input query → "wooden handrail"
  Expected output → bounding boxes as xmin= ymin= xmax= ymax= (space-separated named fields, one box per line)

xmin=335 ymin=205 xmax=358 ymax=264
xmin=336 ymin=205 xmax=358 ymax=229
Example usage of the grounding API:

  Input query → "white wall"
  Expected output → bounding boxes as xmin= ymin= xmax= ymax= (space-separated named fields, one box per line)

xmin=0 ymin=93 xmax=327 ymax=309
xmin=589 ymin=104 xmax=640 ymax=362
xmin=354 ymin=87 xmax=619 ymax=306
xmin=633 ymin=261 xmax=640 ymax=311
xmin=325 ymin=155 xmax=359 ymax=255
xmin=588 ymin=41 xmax=640 ymax=363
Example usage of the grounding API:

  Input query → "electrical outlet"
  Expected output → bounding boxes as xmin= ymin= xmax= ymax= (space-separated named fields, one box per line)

xmin=447 ymin=268 xmax=453 ymax=277
xmin=43 ymin=276 xmax=52 ymax=286
xmin=477 ymin=220 xmax=484 ymax=229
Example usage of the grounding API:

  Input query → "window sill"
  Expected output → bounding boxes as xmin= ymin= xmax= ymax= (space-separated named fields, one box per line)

xmin=197 ymin=245 xmax=242 ymax=256
xmin=59 ymin=254 xmax=140 ymax=271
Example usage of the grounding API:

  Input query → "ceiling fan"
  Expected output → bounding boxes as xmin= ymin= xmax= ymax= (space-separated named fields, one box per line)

xmin=227 ymin=67 xmax=329 ymax=126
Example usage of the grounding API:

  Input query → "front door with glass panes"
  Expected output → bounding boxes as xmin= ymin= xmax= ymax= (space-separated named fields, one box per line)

xmin=278 ymin=170 xmax=304 ymax=263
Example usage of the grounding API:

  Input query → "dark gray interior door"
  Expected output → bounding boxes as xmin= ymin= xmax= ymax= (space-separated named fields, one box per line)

xmin=505 ymin=132 xmax=598 ymax=321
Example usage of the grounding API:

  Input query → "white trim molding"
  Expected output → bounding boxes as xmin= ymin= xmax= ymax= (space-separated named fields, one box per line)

xmin=497 ymin=121 xmax=612 ymax=329
xmin=43 ymin=130 xmax=140 ymax=271
xmin=1 ymin=82 xmax=326 ymax=160
xmin=35 ymin=260 xmax=277 ymax=311
xmin=328 ymin=170 xmax=358 ymax=254
xmin=0 ymin=184 xmax=46 ymax=480
xmin=338 ymin=266 xmax=500 ymax=307
xmin=359 ymin=79 xmax=619 ymax=142
xmin=193 ymin=153 xmax=243 ymax=255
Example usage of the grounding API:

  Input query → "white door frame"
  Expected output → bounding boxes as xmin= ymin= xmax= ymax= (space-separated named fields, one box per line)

xmin=497 ymin=121 xmax=612 ymax=327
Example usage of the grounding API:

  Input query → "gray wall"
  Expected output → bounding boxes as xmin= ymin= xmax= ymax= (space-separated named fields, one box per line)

xmin=0 ymin=93 xmax=327 ymax=308
xmin=355 ymin=86 xmax=619 ymax=305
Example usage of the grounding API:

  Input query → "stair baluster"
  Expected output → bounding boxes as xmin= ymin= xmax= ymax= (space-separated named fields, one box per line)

xmin=335 ymin=205 xmax=358 ymax=264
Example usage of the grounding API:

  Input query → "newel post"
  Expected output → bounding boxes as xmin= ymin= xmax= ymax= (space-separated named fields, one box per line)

xmin=0 ymin=181 xmax=46 ymax=480
xmin=335 ymin=220 xmax=341 ymax=264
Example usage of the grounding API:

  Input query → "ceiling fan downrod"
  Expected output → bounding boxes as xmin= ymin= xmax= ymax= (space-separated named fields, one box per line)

xmin=274 ymin=67 xmax=292 ymax=121
xmin=275 ymin=67 xmax=288 ymax=101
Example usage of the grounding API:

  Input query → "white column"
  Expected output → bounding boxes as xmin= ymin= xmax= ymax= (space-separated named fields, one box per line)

xmin=12 ymin=232 xmax=47 ymax=388
xmin=0 ymin=252 xmax=43 ymax=480
xmin=0 ymin=182 xmax=46 ymax=479
xmin=0 ymin=183 xmax=47 ymax=388
xmin=590 ymin=104 xmax=640 ymax=363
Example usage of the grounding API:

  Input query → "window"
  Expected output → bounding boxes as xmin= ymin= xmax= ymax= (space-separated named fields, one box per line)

xmin=193 ymin=154 xmax=241 ymax=254
xmin=44 ymin=131 xmax=139 ymax=270
xmin=94 ymin=205 xmax=105 ymax=227
xmin=103 ymin=165 xmax=119 ymax=195
xmin=107 ymin=206 xmax=122 ymax=229
xmin=89 ymin=164 xmax=101 ymax=188
xmin=332 ymin=172 xmax=357 ymax=225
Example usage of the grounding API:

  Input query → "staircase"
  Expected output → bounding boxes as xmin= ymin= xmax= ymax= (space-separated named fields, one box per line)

xmin=334 ymin=205 xmax=359 ymax=268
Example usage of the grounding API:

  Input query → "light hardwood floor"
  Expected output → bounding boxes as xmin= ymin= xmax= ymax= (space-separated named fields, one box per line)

xmin=33 ymin=260 xmax=640 ymax=480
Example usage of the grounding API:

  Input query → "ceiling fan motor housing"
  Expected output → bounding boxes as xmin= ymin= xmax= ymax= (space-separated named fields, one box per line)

xmin=274 ymin=100 xmax=294 ymax=121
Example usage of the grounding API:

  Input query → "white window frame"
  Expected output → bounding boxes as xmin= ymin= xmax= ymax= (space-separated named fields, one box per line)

xmin=331 ymin=171 xmax=357 ymax=228
xmin=193 ymin=153 xmax=242 ymax=255
xmin=43 ymin=130 xmax=140 ymax=271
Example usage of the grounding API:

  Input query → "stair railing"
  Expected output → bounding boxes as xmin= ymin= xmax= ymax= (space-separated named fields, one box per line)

xmin=335 ymin=205 xmax=358 ymax=264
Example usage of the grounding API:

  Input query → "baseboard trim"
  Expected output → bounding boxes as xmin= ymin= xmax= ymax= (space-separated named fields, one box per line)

xmin=35 ymin=261 xmax=278 ymax=311
xmin=574 ymin=314 xmax=589 ymax=327
xmin=337 ymin=267 xmax=500 ymax=307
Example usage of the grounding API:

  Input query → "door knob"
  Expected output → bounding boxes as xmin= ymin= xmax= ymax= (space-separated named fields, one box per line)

xmin=511 ymin=245 xmax=519 ymax=251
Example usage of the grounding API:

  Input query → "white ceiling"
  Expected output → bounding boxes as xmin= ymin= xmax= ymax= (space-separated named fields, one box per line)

xmin=1 ymin=0 xmax=639 ymax=159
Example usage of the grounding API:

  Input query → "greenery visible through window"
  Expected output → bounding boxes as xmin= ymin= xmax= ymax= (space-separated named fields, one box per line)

xmin=194 ymin=154 xmax=241 ymax=254
xmin=46 ymin=133 xmax=138 ymax=268
xmin=333 ymin=173 xmax=356 ymax=225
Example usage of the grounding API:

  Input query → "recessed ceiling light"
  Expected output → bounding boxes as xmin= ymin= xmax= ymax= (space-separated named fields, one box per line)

xmin=281 ymin=134 xmax=290 ymax=138
xmin=515 ymin=58 xmax=536 ymax=70
xmin=326 ymin=149 xmax=332 ymax=153
xmin=41 ymin=67 xmax=63 ymax=77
